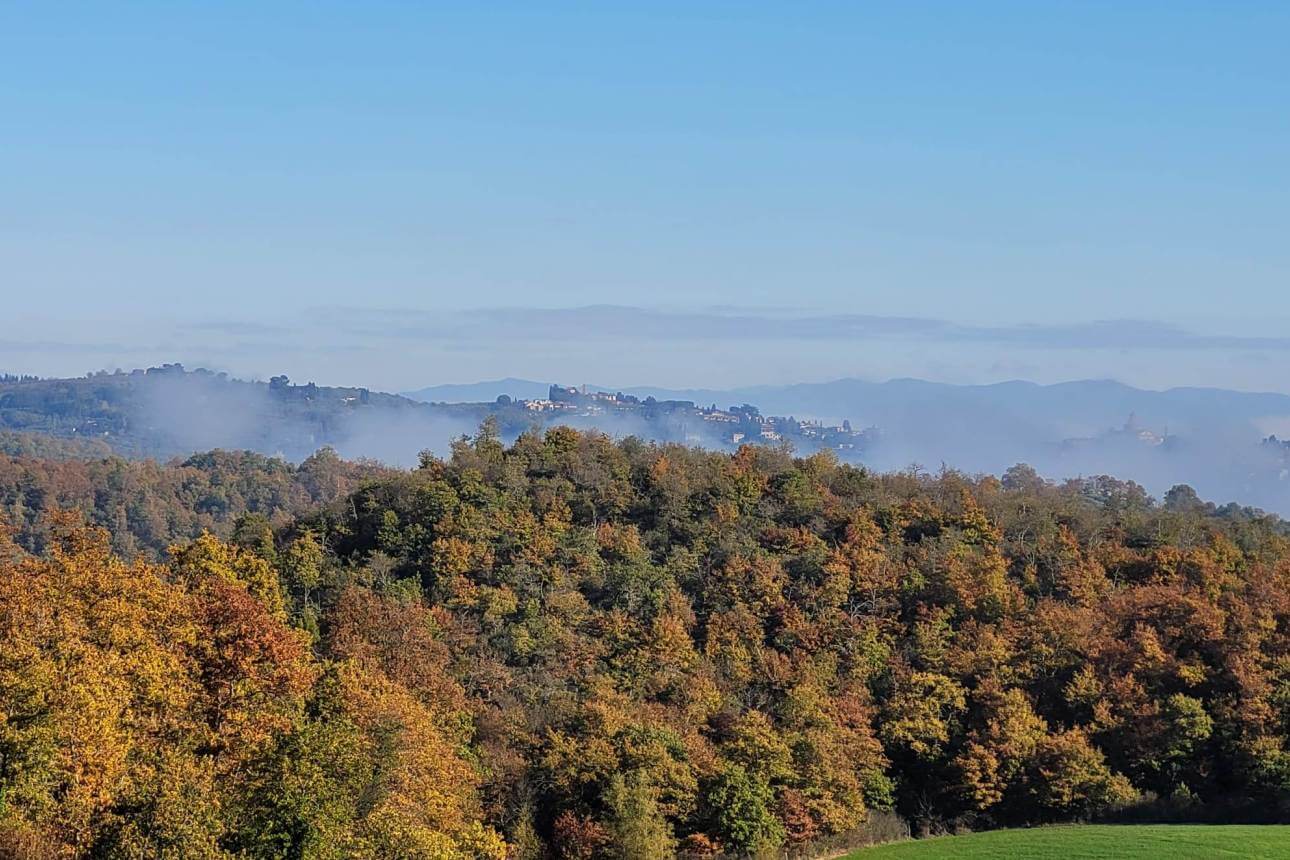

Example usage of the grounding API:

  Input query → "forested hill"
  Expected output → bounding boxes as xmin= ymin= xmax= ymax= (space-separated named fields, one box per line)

xmin=10 ymin=366 xmax=1290 ymax=519
xmin=5 ymin=426 xmax=1290 ymax=857
xmin=0 ymin=367 xmax=871 ymax=470
xmin=0 ymin=364 xmax=488 ymax=463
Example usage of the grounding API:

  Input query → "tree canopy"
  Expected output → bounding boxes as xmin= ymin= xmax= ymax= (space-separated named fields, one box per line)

xmin=5 ymin=428 xmax=1290 ymax=857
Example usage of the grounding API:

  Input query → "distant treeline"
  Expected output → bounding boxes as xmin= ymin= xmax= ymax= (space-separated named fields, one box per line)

xmin=0 ymin=439 xmax=393 ymax=557
xmin=4 ymin=427 xmax=1290 ymax=858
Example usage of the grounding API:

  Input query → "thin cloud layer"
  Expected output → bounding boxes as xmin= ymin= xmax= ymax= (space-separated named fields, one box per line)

xmin=297 ymin=305 xmax=1290 ymax=351
xmin=7 ymin=307 xmax=1286 ymax=395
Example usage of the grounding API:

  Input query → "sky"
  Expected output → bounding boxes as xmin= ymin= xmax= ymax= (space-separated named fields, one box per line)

xmin=2 ymin=1 xmax=1288 ymax=392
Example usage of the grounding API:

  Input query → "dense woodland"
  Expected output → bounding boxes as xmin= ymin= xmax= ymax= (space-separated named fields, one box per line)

xmin=5 ymin=424 xmax=1290 ymax=858
xmin=0 ymin=437 xmax=393 ymax=557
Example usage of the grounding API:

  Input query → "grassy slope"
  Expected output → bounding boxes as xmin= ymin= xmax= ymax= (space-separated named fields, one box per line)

xmin=848 ymin=825 xmax=1290 ymax=859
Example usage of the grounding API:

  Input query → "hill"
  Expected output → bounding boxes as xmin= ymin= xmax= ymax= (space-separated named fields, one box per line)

xmin=0 ymin=364 xmax=489 ymax=464
xmin=848 ymin=824 xmax=1290 ymax=859
xmin=6 ymin=427 xmax=1290 ymax=855
xmin=0 ymin=368 xmax=874 ymax=469
xmin=11 ymin=368 xmax=1290 ymax=513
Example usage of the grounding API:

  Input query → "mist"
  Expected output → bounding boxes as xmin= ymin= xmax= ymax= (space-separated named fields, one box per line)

xmin=127 ymin=368 xmax=482 ymax=467
xmin=17 ymin=367 xmax=1287 ymax=516
xmin=859 ymin=418 xmax=1290 ymax=515
xmin=332 ymin=407 xmax=480 ymax=467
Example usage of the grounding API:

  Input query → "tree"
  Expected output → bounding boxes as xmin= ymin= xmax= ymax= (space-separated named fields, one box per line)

xmin=706 ymin=764 xmax=785 ymax=855
xmin=282 ymin=530 xmax=326 ymax=631
xmin=606 ymin=771 xmax=675 ymax=860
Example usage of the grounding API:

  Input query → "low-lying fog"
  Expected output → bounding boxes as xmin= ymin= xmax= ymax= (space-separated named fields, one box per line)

xmin=130 ymin=372 xmax=1290 ymax=516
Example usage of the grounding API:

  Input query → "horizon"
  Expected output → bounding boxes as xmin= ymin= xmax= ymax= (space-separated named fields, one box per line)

xmin=402 ymin=373 xmax=1290 ymax=399
xmin=15 ymin=362 xmax=1290 ymax=401
xmin=7 ymin=303 xmax=1290 ymax=395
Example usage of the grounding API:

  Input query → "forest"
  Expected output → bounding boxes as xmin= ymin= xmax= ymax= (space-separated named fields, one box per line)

xmin=4 ymin=423 xmax=1290 ymax=858
xmin=0 ymin=434 xmax=395 ymax=557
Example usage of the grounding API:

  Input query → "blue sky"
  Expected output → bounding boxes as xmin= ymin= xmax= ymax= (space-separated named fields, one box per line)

xmin=2 ymin=2 xmax=1288 ymax=391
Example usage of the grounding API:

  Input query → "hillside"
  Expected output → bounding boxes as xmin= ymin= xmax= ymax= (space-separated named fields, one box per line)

xmin=11 ymin=368 xmax=1290 ymax=514
xmin=6 ymin=427 xmax=1290 ymax=856
xmin=0 ymin=368 xmax=872 ymax=469
xmin=0 ymin=365 xmax=490 ymax=464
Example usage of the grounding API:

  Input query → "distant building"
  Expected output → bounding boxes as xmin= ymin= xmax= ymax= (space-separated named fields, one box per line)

xmin=524 ymin=399 xmax=573 ymax=412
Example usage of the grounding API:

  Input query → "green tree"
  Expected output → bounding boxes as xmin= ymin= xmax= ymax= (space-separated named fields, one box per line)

xmin=706 ymin=764 xmax=784 ymax=856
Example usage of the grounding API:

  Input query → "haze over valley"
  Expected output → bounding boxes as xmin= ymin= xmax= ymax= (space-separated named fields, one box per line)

xmin=6 ymin=365 xmax=1290 ymax=515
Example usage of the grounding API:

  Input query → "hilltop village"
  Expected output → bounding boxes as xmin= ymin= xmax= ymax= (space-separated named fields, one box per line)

xmin=492 ymin=384 xmax=873 ymax=454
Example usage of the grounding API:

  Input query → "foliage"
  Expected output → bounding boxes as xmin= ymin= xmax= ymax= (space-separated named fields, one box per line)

xmin=7 ymin=428 xmax=1290 ymax=856
xmin=0 ymin=517 xmax=502 ymax=858
xmin=0 ymin=445 xmax=391 ymax=558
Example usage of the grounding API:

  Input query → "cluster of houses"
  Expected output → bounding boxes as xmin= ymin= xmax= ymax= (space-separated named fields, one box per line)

xmin=510 ymin=385 xmax=870 ymax=453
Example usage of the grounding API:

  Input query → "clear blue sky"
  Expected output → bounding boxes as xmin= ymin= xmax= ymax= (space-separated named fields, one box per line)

xmin=3 ymin=2 xmax=1288 ymax=391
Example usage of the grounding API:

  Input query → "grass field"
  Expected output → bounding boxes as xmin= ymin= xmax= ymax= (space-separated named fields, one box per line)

xmin=846 ymin=824 xmax=1290 ymax=858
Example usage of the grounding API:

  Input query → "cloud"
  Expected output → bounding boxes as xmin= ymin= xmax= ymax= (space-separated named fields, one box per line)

xmin=180 ymin=320 xmax=294 ymax=337
xmin=0 ymin=337 xmax=139 ymax=353
xmin=294 ymin=305 xmax=1290 ymax=352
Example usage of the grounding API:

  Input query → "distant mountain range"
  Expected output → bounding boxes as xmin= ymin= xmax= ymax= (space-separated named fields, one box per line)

xmin=403 ymin=378 xmax=555 ymax=403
